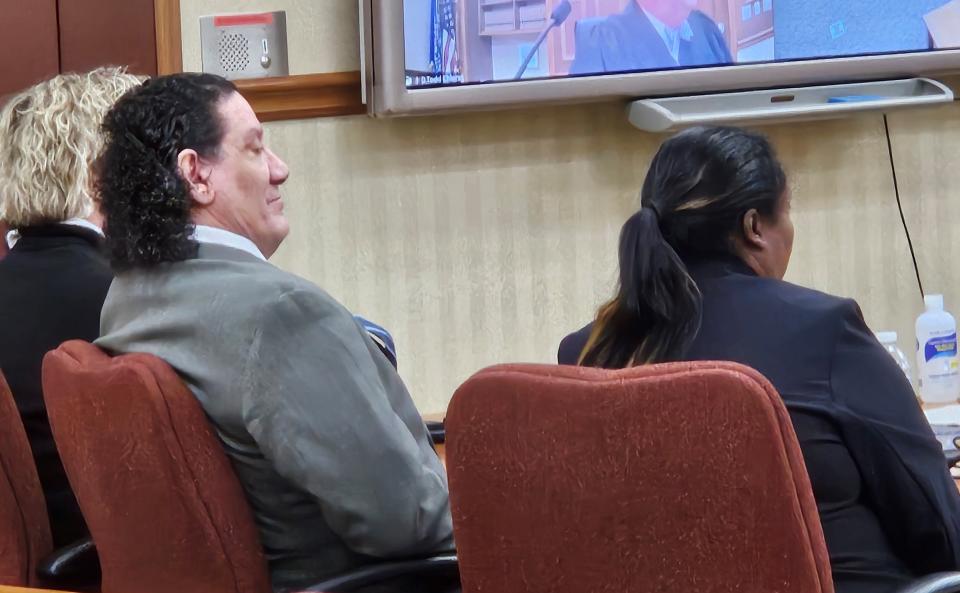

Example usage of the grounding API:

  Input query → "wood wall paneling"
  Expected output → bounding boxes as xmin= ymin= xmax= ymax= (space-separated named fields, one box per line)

xmin=236 ymin=72 xmax=365 ymax=122
xmin=155 ymin=0 xmax=183 ymax=74
xmin=58 ymin=0 xmax=158 ymax=76
xmin=0 ymin=0 xmax=59 ymax=101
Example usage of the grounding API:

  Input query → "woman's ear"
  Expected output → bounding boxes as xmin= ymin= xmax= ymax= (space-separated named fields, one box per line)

xmin=740 ymin=208 xmax=766 ymax=251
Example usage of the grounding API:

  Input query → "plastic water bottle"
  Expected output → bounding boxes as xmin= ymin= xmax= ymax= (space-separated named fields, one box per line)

xmin=876 ymin=331 xmax=912 ymax=385
xmin=916 ymin=294 xmax=960 ymax=405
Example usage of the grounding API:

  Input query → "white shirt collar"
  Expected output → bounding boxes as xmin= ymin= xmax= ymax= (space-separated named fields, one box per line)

xmin=5 ymin=217 xmax=104 ymax=249
xmin=62 ymin=218 xmax=105 ymax=237
xmin=191 ymin=224 xmax=266 ymax=261
xmin=641 ymin=7 xmax=694 ymax=63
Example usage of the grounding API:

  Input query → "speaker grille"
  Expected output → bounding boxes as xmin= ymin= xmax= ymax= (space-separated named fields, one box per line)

xmin=218 ymin=33 xmax=250 ymax=73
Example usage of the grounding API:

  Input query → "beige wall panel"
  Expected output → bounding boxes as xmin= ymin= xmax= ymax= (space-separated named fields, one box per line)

xmin=772 ymin=115 xmax=923 ymax=354
xmin=262 ymin=106 xmax=937 ymax=413
xmin=265 ymin=104 xmax=659 ymax=411
xmin=180 ymin=0 xmax=947 ymax=411
xmin=888 ymin=102 xmax=960 ymax=329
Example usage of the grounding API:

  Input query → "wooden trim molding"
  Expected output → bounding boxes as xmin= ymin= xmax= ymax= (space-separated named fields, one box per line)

xmin=154 ymin=0 xmax=182 ymax=75
xmin=151 ymin=0 xmax=365 ymax=121
xmin=236 ymin=72 xmax=366 ymax=121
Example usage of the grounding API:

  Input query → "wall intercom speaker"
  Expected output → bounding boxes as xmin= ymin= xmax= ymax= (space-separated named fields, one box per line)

xmin=200 ymin=11 xmax=289 ymax=80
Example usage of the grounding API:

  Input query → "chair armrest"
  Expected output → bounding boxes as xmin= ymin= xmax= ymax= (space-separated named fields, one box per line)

xmin=301 ymin=553 xmax=458 ymax=593
xmin=426 ymin=420 xmax=445 ymax=445
xmin=36 ymin=536 xmax=100 ymax=589
xmin=896 ymin=573 xmax=960 ymax=593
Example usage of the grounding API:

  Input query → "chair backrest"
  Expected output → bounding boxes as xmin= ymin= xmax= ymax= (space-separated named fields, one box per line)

xmin=446 ymin=362 xmax=834 ymax=593
xmin=0 ymin=370 xmax=52 ymax=586
xmin=42 ymin=340 xmax=271 ymax=593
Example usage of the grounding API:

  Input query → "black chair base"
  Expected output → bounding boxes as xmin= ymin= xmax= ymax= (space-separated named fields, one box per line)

xmin=426 ymin=420 xmax=445 ymax=445
xmin=896 ymin=573 xmax=960 ymax=593
xmin=36 ymin=536 xmax=101 ymax=591
xmin=304 ymin=554 xmax=458 ymax=593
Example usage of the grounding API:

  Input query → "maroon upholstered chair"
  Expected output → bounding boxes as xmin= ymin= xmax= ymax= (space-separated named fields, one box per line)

xmin=42 ymin=340 xmax=272 ymax=593
xmin=0 ymin=370 xmax=53 ymax=587
xmin=42 ymin=340 xmax=458 ymax=593
xmin=446 ymin=362 xmax=835 ymax=593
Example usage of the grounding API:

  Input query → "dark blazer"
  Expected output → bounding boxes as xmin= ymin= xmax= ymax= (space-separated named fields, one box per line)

xmin=0 ymin=224 xmax=112 ymax=546
xmin=570 ymin=1 xmax=733 ymax=75
xmin=559 ymin=256 xmax=960 ymax=593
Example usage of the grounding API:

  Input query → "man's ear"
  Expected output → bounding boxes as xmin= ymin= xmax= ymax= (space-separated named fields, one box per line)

xmin=740 ymin=208 xmax=767 ymax=251
xmin=177 ymin=149 xmax=214 ymax=206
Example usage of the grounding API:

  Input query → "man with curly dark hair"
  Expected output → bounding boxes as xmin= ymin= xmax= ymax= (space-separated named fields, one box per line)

xmin=94 ymin=73 xmax=454 ymax=592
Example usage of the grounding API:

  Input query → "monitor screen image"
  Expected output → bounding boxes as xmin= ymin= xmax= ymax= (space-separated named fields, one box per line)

xmin=402 ymin=0 xmax=960 ymax=89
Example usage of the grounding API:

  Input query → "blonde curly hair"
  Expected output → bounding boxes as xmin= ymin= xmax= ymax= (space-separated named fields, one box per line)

xmin=0 ymin=67 xmax=144 ymax=228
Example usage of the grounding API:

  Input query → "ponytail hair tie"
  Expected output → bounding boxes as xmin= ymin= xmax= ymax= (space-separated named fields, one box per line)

xmin=644 ymin=202 xmax=662 ymax=222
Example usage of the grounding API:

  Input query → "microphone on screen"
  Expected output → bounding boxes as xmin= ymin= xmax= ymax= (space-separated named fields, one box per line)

xmin=514 ymin=0 xmax=573 ymax=81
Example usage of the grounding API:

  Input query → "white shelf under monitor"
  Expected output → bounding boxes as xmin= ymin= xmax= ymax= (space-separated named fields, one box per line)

xmin=627 ymin=78 xmax=954 ymax=132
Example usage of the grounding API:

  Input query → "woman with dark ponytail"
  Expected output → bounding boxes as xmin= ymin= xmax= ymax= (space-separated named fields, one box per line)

xmin=575 ymin=126 xmax=789 ymax=368
xmin=560 ymin=126 xmax=960 ymax=593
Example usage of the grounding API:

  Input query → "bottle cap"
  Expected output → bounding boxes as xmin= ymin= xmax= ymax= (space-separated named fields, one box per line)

xmin=875 ymin=331 xmax=898 ymax=344
xmin=925 ymin=294 xmax=945 ymax=311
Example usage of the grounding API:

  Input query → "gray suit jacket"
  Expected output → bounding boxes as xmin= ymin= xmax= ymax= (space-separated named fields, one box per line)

xmin=96 ymin=243 xmax=454 ymax=592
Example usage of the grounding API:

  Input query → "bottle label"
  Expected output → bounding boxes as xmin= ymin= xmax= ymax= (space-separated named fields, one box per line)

xmin=925 ymin=332 xmax=959 ymax=363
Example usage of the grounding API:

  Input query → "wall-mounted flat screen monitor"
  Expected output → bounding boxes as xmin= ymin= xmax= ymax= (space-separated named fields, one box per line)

xmin=363 ymin=0 xmax=960 ymax=115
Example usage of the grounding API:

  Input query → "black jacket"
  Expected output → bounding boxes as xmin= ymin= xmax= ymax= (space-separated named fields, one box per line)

xmin=559 ymin=255 xmax=960 ymax=593
xmin=0 ymin=224 xmax=112 ymax=546
xmin=570 ymin=2 xmax=733 ymax=75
